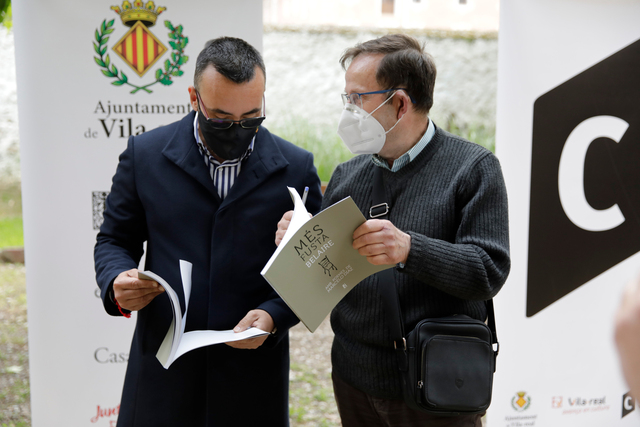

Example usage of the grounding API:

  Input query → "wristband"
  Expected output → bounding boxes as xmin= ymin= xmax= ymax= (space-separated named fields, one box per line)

xmin=115 ymin=298 xmax=132 ymax=318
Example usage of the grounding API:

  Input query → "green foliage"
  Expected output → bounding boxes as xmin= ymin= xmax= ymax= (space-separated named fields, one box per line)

xmin=0 ymin=182 xmax=20 ymax=216
xmin=289 ymin=406 xmax=307 ymax=423
xmin=0 ymin=217 xmax=22 ymax=249
xmin=314 ymin=388 xmax=329 ymax=402
xmin=289 ymin=359 xmax=338 ymax=426
xmin=0 ymin=0 xmax=11 ymax=30
xmin=442 ymin=114 xmax=496 ymax=153
xmin=0 ymin=182 xmax=22 ymax=248
xmin=268 ymin=115 xmax=495 ymax=186
xmin=0 ymin=264 xmax=29 ymax=425
xmin=266 ymin=117 xmax=354 ymax=184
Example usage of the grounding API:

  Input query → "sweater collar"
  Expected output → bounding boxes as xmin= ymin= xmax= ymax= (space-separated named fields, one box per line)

xmin=371 ymin=117 xmax=435 ymax=172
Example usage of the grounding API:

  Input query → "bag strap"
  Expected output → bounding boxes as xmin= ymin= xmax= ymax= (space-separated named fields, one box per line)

xmin=370 ymin=166 xmax=499 ymax=364
xmin=371 ymin=167 xmax=408 ymax=370
xmin=486 ymin=299 xmax=498 ymax=349
xmin=371 ymin=167 xmax=404 ymax=345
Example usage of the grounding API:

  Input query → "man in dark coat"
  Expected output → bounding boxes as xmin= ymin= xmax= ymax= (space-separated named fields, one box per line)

xmin=94 ymin=36 xmax=322 ymax=426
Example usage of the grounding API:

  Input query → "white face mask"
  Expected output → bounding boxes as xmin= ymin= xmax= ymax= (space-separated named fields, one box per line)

xmin=337 ymin=93 xmax=403 ymax=155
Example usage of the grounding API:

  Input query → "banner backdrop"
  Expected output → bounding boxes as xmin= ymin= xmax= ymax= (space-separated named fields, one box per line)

xmin=12 ymin=2 xmax=261 ymax=425
xmin=491 ymin=1 xmax=640 ymax=426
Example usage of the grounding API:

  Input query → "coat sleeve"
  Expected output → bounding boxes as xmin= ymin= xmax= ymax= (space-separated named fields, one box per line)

xmin=401 ymin=152 xmax=511 ymax=301
xmin=257 ymin=150 xmax=323 ymax=342
xmin=94 ymin=136 xmax=148 ymax=316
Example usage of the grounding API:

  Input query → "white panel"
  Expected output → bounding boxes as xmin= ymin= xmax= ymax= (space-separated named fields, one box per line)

xmin=12 ymin=1 xmax=262 ymax=425
xmin=491 ymin=1 xmax=640 ymax=426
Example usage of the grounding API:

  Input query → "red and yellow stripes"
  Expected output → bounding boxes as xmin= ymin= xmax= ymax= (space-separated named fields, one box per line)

xmin=112 ymin=21 xmax=167 ymax=76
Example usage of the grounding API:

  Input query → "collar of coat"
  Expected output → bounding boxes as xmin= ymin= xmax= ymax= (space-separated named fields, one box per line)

xmin=161 ymin=111 xmax=290 ymax=206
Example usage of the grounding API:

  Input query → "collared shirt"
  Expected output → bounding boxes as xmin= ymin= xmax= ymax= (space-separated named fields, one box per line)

xmin=371 ymin=118 xmax=435 ymax=172
xmin=193 ymin=113 xmax=255 ymax=200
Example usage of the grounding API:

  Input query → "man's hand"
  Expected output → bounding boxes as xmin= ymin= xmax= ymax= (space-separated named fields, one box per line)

xmin=352 ymin=219 xmax=411 ymax=266
xmin=113 ymin=269 xmax=165 ymax=312
xmin=227 ymin=309 xmax=275 ymax=350
xmin=275 ymin=211 xmax=293 ymax=246
xmin=275 ymin=211 xmax=313 ymax=246
xmin=615 ymin=274 xmax=640 ymax=398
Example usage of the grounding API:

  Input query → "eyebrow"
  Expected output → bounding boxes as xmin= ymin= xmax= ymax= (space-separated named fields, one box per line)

xmin=208 ymin=107 xmax=262 ymax=117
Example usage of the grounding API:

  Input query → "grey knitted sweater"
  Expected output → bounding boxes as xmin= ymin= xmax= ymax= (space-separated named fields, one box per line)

xmin=322 ymin=125 xmax=510 ymax=399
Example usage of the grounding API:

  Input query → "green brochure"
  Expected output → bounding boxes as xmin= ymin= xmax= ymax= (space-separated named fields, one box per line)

xmin=261 ymin=187 xmax=393 ymax=332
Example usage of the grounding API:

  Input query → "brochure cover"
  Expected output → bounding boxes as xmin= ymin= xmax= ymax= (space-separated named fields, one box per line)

xmin=261 ymin=188 xmax=392 ymax=332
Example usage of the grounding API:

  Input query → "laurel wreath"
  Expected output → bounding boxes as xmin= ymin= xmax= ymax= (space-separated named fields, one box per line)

xmin=93 ymin=19 xmax=189 ymax=94
xmin=511 ymin=395 xmax=532 ymax=411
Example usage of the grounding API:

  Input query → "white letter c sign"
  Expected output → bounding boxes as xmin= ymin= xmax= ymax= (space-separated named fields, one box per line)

xmin=558 ymin=115 xmax=628 ymax=232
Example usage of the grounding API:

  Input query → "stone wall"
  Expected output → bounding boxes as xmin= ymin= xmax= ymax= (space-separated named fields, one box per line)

xmin=263 ymin=27 xmax=498 ymax=131
xmin=0 ymin=30 xmax=18 ymax=183
xmin=0 ymin=28 xmax=498 ymax=183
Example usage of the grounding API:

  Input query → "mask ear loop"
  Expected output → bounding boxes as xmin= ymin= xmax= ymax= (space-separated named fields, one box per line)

xmin=385 ymin=111 xmax=404 ymax=135
xmin=385 ymin=90 xmax=410 ymax=134
xmin=363 ymin=90 xmax=404 ymax=134
xmin=364 ymin=90 xmax=398 ymax=120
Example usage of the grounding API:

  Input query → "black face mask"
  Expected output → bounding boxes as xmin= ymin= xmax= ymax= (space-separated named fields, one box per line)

xmin=197 ymin=109 xmax=258 ymax=161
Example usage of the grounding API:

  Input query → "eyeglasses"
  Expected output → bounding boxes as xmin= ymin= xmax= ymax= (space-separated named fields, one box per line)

xmin=195 ymin=90 xmax=266 ymax=130
xmin=341 ymin=88 xmax=416 ymax=109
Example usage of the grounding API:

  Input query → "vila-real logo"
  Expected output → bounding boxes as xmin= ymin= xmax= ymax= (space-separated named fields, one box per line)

xmin=512 ymin=391 xmax=532 ymax=412
xmin=93 ymin=1 xmax=189 ymax=94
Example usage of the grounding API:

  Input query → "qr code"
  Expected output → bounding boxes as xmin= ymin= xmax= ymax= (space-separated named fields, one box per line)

xmin=92 ymin=191 xmax=109 ymax=230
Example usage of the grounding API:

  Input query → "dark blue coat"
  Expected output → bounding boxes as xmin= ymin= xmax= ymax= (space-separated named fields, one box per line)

xmin=94 ymin=111 xmax=322 ymax=426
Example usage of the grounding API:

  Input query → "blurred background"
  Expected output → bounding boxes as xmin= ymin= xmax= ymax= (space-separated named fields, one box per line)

xmin=0 ymin=1 xmax=499 ymax=425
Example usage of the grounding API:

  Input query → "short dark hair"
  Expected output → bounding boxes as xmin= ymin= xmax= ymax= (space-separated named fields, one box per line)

xmin=340 ymin=34 xmax=436 ymax=114
xmin=194 ymin=36 xmax=266 ymax=88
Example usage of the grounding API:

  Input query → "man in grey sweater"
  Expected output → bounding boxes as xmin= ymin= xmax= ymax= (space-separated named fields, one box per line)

xmin=277 ymin=34 xmax=510 ymax=427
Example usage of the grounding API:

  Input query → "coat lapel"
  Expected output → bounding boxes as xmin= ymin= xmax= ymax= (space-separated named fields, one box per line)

xmin=161 ymin=112 xmax=220 ymax=200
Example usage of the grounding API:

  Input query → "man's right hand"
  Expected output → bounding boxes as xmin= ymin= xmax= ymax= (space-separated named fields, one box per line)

xmin=113 ymin=269 xmax=165 ymax=311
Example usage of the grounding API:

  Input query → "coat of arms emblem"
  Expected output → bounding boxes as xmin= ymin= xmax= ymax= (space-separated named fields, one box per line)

xmin=93 ymin=1 xmax=189 ymax=93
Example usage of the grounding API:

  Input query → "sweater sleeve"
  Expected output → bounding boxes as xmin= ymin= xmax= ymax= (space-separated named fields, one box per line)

xmin=401 ymin=152 xmax=510 ymax=301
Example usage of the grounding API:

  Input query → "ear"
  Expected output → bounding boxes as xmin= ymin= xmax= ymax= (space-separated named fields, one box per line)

xmin=395 ymin=91 xmax=410 ymax=120
xmin=188 ymin=86 xmax=198 ymax=112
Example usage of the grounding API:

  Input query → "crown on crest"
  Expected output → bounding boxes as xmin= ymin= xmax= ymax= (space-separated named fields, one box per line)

xmin=111 ymin=1 xmax=166 ymax=27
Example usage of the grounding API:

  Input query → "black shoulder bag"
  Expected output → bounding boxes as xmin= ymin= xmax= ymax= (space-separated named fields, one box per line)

xmin=371 ymin=166 xmax=499 ymax=416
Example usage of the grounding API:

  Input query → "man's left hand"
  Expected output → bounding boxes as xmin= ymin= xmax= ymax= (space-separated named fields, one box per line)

xmin=227 ymin=309 xmax=275 ymax=349
xmin=352 ymin=219 xmax=411 ymax=266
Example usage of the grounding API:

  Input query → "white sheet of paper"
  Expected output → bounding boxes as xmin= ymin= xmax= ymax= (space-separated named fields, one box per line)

xmin=261 ymin=187 xmax=310 ymax=274
xmin=143 ymin=261 xmax=270 ymax=369
xmin=174 ymin=328 xmax=269 ymax=361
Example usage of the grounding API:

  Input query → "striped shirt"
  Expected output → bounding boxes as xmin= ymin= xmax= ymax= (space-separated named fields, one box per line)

xmin=193 ymin=113 xmax=255 ymax=200
xmin=371 ymin=118 xmax=435 ymax=172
